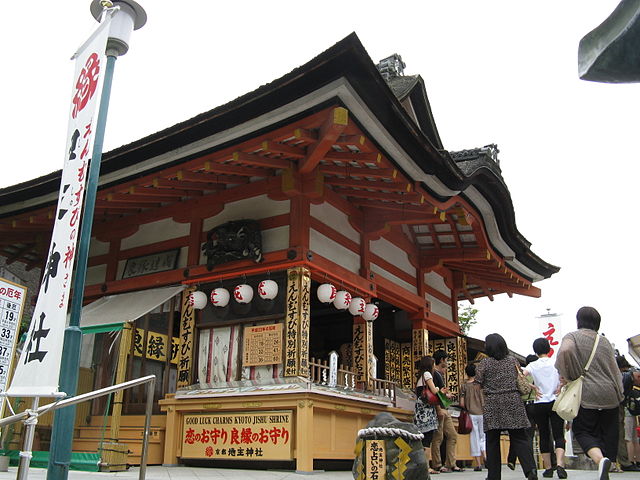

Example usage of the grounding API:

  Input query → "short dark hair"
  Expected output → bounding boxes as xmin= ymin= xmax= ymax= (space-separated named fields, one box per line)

xmin=433 ymin=350 xmax=448 ymax=365
xmin=576 ymin=306 xmax=601 ymax=331
xmin=465 ymin=364 xmax=476 ymax=377
xmin=533 ymin=337 xmax=551 ymax=355
xmin=525 ymin=354 xmax=538 ymax=365
xmin=485 ymin=333 xmax=509 ymax=360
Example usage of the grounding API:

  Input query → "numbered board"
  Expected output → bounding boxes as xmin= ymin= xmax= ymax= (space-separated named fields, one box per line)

xmin=0 ymin=278 xmax=27 ymax=413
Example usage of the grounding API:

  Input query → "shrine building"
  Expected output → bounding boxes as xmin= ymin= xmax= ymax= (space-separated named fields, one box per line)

xmin=0 ymin=34 xmax=558 ymax=471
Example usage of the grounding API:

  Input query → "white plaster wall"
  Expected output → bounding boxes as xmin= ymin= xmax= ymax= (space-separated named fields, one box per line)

xmin=425 ymin=271 xmax=451 ymax=298
xmin=89 ymin=237 xmax=109 ymax=257
xmin=121 ymin=218 xmax=190 ymax=250
xmin=370 ymin=237 xmax=416 ymax=277
xmin=310 ymin=202 xmax=359 ymax=243
xmin=202 ymin=195 xmax=290 ymax=231
xmin=310 ymin=229 xmax=360 ymax=274
xmin=371 ymin=263 xmax=417 ymax=295
xmin=85 ymin=264 xmax=106 ymax=286
xmin=427 ymin=294 xmax=453 ymax=321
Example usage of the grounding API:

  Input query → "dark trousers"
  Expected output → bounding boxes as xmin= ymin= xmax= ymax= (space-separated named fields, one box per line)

xmin=508 ymin=403 xmax=535 ymax=464
xmin=531 ymin=401 xmax=566 ymax=453
xmin=487 ymin=429 xmax=536 ymax=480
xmin=572 ymin=406 xmax=618 ymax=461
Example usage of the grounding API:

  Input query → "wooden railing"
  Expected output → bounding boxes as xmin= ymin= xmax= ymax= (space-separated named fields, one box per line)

xmin=309 ymin=356 xmax=398 ymax=405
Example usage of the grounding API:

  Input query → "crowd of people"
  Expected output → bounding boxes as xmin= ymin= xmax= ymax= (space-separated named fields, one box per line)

xmin=413 ymin=306 xmax=640 ymax=480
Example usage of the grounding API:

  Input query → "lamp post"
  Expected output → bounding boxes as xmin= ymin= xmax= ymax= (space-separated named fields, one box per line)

xmin=47 ymin=3 xmax=146 ymax=480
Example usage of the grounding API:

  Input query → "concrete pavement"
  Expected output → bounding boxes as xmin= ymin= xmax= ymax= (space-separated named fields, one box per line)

xmin=0 ymin=465 xmax=638 ymax=480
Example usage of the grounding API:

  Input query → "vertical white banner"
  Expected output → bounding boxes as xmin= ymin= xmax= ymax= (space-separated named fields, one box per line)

xmin=6 ymin=15 xmax=112 ymax=397
xmin=537 ymin=312 xmax=563 ymax=359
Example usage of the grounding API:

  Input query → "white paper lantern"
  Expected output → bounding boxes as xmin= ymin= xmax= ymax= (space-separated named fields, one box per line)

xmin=333 ymin=290 xmax=352 ymax=310
xmin=258 ymin=279 xmax=278 ymax=300
xmin=210 ymin=288 xmax=230 ymax=307
xmin=317 ymin=283 xmax=337 ymax=303
xmin=362 ymin=303 xmax=379 ymax=321
xmin=189 ymin=291 xmax=208 ymax=310
xmin=348 ymin=297 xmax=366 ymax=316
xmin=234 ymin=284 xmax=254 ymax=304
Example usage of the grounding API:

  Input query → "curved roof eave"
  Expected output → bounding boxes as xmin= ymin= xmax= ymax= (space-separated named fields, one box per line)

xmin=0 ymin=33 xmax=558 ymax=281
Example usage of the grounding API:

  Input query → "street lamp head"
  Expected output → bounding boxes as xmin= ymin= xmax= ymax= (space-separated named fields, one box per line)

xmin=90 ymin=0 xmax=147 ymax=56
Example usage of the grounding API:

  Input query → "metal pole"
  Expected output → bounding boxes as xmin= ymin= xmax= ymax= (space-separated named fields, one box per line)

xmin=139 ymin=376 xmax=155 ymax=480
xmin=16 ymin=397 xmax=39 ymax=480
xmin=47 ymin=52 xmax=118 ymax=480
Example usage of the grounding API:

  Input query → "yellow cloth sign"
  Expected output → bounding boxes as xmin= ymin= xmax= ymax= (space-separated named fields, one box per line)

xmin=181 ymin=411 xmax=293 ymax=460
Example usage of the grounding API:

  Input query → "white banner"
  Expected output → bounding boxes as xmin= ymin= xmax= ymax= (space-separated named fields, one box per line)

xmin=6 ymin=14 xmax=112 ymax=397
xmin=537 ymin=312 xmax=563 ymax=359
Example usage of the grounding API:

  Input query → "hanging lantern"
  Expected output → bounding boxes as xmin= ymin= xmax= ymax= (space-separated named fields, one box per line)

xmin=348 ymin=297 xmax=366 ymax=316
xmin=362 ymin=303 xmax=379 ymax=322
xmin=258 ymin=279 xmax=278 ymax=300
xmin=317 ymin=283 xmax=337 ymax=303
xmin=333 ymin=290 xmax=352 ymax=310
xmin=189 ymin=291 xmax=207 ymax=310
xmin=210 ymin=287 xmax=230 ymax=307
xmin=234 ymin=284 xmax=254 ymax=304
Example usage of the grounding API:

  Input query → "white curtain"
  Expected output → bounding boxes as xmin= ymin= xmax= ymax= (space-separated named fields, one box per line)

xmin=198 ymin=325 xmax=241 ymax=384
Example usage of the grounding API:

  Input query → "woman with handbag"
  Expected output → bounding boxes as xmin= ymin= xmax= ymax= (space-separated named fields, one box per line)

xmin=476 ymin=333 xmax=538 ymax=480
xmin=414 ymin=355 xmax=442 ymax=475
xmin=555 ymin=307 xmax=624 ymax=480
xmin=460 ymin=363 xmax=486 ymax=471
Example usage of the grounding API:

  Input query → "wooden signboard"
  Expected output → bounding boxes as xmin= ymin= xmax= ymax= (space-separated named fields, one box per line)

xmin=0 ymin=278 xmax=27 ymax=415
xmin=242 ymin=323 xmax=283 ymax=367
xmin=365 ymin=439 xmax=386 ymax=480
xmin=181 ymin=411 xmax=293 ymax=460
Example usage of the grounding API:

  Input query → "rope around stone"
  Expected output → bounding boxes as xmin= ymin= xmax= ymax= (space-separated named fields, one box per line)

xmin=357 ymin=426 xmax=424 ymax=440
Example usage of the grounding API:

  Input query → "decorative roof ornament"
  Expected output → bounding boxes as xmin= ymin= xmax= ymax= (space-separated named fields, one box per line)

xmin=579 ymin=0 xmax=640 ymax=83
xmin=376 ymin=54 xmax=406 ymax=81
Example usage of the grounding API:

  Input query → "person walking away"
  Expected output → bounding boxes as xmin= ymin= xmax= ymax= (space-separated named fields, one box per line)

xmin=621 ymin=367 xmax=640 ymax=470
xmin=460 ymin=363 xmax=486 ymax=471
xmin=476 ymin=333 xmax=538 ymax=480
xmin=414 ymin=355 xmax=442 ymax=476
xmin=555 ymin=306 xmax=623 ymax=480
xmin=524 ymin=338 xmax=568 ymax=478
xmin=507 ymin=354 xmax=539 ymax=471
xmin=431 ymin=350 xmax=463 ymax=472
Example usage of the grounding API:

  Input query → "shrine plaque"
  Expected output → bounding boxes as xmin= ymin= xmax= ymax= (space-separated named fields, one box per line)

xmin=182 ymin=410 xmax=292 ymax=460
xmin=365 ymin=439 xmax=386 ymax=480
xmin=243 ymin=323 xmax=283 ymax=367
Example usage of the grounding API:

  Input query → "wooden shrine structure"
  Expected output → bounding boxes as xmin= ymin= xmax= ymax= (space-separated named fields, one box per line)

xmin=0 ymin=34 xmax=558 ymax=471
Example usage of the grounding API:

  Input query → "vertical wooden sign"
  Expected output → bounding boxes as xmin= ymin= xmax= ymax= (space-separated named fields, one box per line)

xmin=352 ymin=322 xmax=367 ymax=382
xmin=412 ymin=328 xmax=429 ymax=387
xmin=298 ymin=267 xmax=311 ymax=377
xmin=400 ymin=342 xmax=413 ymax=389
xmin=177 ymin=287 xmax=196 ymax=388
xmin=284 ymin=268 xmax=300 ymax=377
xmin=365 ymin=320 xmax=374 ymax=386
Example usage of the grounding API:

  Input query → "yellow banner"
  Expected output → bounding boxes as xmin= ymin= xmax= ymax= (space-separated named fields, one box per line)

xmin=133 ymin=328 xmax=178 ymax=365
xmin=182 ymin=411 xmax=293 ymax=460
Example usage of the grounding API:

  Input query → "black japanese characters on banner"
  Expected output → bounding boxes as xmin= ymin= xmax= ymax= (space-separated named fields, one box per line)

xmin=201 ymin=220 xmax=263 ymax=271
xmin=177 ymin=287 xmax=196 ymax=387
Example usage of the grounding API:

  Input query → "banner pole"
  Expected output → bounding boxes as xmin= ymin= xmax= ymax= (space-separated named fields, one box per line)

xmin=16 ymin=397 xmax=40 ymax=480
xmin=47 ymin=52 xmax=118 ymax=480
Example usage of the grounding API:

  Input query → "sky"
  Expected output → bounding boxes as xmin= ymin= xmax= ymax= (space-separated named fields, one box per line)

xmin=1 ymin=1 xmax=638 ymax=362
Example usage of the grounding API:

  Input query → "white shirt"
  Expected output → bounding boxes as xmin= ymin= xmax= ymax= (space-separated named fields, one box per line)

xmin=525 ymin=356 xmax=560 ymax=403
xmin=417 ymin=371 xmax=433 ymax=387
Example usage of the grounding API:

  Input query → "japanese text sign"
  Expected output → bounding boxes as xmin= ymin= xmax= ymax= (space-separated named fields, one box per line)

xmin=7 ymin=15 xmax=112 ymax=397
xmin=181 ymin=411 xmax=293 ymax=460
xmin=0 ymin=278 xmax=27 ymax=413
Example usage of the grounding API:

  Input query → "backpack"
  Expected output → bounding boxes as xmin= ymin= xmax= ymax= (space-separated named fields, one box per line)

xmin=625 ymin=386 xmax=640 ymax=416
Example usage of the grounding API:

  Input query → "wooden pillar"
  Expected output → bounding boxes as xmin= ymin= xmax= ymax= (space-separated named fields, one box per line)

xmin=162 ymin=405 xmax=181 ymax=466
xmin=284 ymin=267 xmax=311 ymax=377
xmin=109 ymin=322 xmax=133 ymax=442
xmin=295 ymin=399 xmax=315 ymax=472
xmin=176 ymin=287 xmax=196 ymax=388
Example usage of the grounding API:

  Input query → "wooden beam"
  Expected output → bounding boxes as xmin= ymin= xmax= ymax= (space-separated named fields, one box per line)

xmin=106 ymin=193 xmax=179 ymax=204
xmin=203 ymin=161 xmax=271 ymax=178
xmin=324 ymin=151 xmax=383 ymax=165
xmin=332 ymin=187 xmax=422 ymax=203
xmin=320 ymin=164 xmax=398 ymax=179
xmin=299 ymin=107 xmax=349 ymax=174
xmin=232 ymin=151 xmax=291 ymax=170
xmin=325 ymin=177 xmax=412 ymax=192
xmin=259 ymin=141 xmax=305 ymax=158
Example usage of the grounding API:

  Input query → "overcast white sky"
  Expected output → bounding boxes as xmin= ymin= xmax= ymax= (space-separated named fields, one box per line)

xmin=1 ymin=1 xmax=638 ymax=362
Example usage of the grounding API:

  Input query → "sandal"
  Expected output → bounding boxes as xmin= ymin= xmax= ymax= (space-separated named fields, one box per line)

xmin=452 ymin=467 xmax=465 ymax=472
xmin=429 ymin=469 xmax=440 ymax=475
xmin=440 ymin=467 xmax=452 ymax=473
